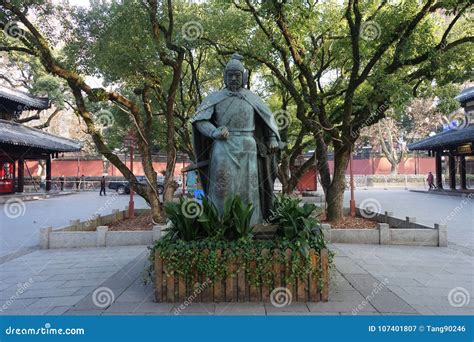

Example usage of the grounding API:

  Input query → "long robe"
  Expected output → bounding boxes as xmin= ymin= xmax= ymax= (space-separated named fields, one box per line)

xmin=191 ymin=88 xmax=281 ymax=223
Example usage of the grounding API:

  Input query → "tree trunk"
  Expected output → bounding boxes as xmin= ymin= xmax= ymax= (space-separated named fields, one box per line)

xmin=390 ymin=162 xmax=399 ymax=175
xmin=326 ymin=148 xmax=350 ymax=222
xmin=277 ymin=156 xmax=291 ymax=194
xmin=136 ymin=140 xmax=162 ymax=223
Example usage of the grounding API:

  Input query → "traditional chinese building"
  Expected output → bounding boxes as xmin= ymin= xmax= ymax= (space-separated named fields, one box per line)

xmin=0 ymin=86 xmax=81 ymax=193
xmin=408 ymin=87 xmax=474 ymax=190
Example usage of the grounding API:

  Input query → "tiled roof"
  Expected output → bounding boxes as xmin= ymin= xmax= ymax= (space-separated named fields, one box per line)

xmin=408 ymin=125 xmax=474 ymax=151
xmin=0 ymin=119 xmax=82 ymax=152
xmin=0 ymin=86 xmax=50 ymax=110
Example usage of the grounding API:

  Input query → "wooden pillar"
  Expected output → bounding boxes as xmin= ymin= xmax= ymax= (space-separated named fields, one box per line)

xmin=45 ymin=154 xmax=52 ymax=191
xmin=17 ymin=158 xmax=24 ymax=193
xmin=460 ymin=155 xmax=467 ymax=190
xmin=448 ymin=154 xmax=456 ymax=190
xmin=435 ymin=151 xmax=443 ymax=189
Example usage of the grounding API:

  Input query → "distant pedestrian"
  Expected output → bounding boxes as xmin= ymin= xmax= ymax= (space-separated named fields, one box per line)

xmin=427 ymin=172 xmax=435 ymax=190
xmin=59 ymin=175 xmax=65 ymax=191
xmin=100 ymin=176 xmax=106 ymax=196
xmin=80 ymin=174 xmax=85 ymax=191
xmin=75 ymin=176 xmax=80 ymax=190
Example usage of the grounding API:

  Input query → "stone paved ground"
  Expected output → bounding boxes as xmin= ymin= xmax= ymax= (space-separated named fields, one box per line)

xmin=0 ymin=192 xmax=148 ymax=259
xmin=1 ymin=243 xmax=471 ymax=316
xmin=343 ymin=189 xmax=474 ymax=252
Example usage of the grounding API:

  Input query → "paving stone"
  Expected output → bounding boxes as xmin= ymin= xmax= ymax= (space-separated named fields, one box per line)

xmin=328 ymin=290 xmax=366 ymax=302
xmin=335 ymin=256 xmax=369 ymax=274
xmin=29 ymin=295 xmax=84 ymax=308
xmin=60 ymin=279 xmax=108 ymax=288
xmin=45 ymin=306 xmax=71 ymax=315
xmin=0 ymin=287 xmax=80 ymax=300
xmin=307 ymin=301 xmax=377 ymax=314
xmin=105 ymin=302 xmax=174 ymax=314
xmin=215 ymin=303 xmax=266 ymax=315
xmin=0 ymin=308 xmax=51 ymax=315
xmin=64 ymin=310 xmax=104 ymax=315
xmin=264 ymin=303 xmax=309 ymax=313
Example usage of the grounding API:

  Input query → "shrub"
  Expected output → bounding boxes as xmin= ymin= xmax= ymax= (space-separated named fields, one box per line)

xmin=163 ymin=194 xmax=254 ymax=242
xmin=269 ymin=195 xmax=326 ymax=256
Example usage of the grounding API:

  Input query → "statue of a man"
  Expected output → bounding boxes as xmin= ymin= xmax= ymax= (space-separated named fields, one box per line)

xmin=191 ymin=53 xmax=281 ymax=225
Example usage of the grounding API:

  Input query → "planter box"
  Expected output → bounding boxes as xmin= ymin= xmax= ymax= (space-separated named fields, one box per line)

xmin=154 ymin=248 xmax=329 ymax=303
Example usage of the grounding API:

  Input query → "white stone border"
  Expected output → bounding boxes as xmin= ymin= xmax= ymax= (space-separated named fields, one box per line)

xmin=322 ymin=222 xmax=447 ymax=247
xmin=41 ymin=225 xmax=164 ymax=249
xmin=39 ymin=208 xmax=165 ymax=249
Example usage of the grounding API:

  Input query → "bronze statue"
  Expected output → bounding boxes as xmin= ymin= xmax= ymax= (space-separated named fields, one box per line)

xmin=191 ymin=53 xmax=281 ymax=225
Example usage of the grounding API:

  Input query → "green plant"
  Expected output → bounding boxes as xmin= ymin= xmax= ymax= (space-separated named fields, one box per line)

xmin=146 ymin=238 xmax=325 ymax=288
xmin=164 ymin=194 xmax=254 ymax=242
xmin=269 ymin=195 xmax=326 ymax=255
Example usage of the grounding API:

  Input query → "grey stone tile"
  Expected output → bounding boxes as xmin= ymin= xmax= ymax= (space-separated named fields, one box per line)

xmin=29 ymin=295 xmax=84 ymax=308
xmin=328 ymin=290 xmax=366 ymax=302
xmin=308 ymin=301 xmax=376 ymax=313
xmin=60 ymin=279 xmax=107 ymax=288
xmin=172 ymin=303 xmax=215 ymax=315
xmin=264 ymin=303 xmax=309 ymax=313
xmin=215 ymin=303 xmax=266 ymax=315
xmin=45 ymin=306 xmax=71 ymax=315
xmin=105 ymin=302 xmax=174 ymax=314
xmin=64 ymin=310 xmax=104 ymax=316
xmin=0 ymin=287 xmax=80 ymax=300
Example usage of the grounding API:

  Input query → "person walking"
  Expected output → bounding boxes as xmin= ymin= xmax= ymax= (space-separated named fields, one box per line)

xmin=427 ymin=171 xmax=435 ymax=190
xmin=100 ymin=176 xmax=106 ymax=196
xmin=59 ymin=175 xmax=65 ymax=191
xmin=75 ymin=176 xmax=80 ymax=191
xmin=80 ymin=174 xmax=85 ymax=191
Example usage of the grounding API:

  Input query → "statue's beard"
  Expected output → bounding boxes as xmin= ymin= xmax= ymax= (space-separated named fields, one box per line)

xmin=227 ymin=82 xmax=242 ymax=92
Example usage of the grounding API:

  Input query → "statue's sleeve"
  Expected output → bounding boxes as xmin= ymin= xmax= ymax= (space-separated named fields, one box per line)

xmin=195 ymin=121 xmax=217 ymax=138
xmin=192 ymin=106 xmax=216 ymax=138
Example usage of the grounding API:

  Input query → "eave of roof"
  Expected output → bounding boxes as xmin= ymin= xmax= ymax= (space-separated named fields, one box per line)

xmin=408 ymin=125 xmax=474 ymax=151
xmin=0 ymin=86 xmax=50 ymax=110
xmin=0 ymin=119 xmax=82 ymax=152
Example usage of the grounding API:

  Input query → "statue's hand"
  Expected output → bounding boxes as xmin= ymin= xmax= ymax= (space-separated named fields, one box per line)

xmin=268 ymin=138 xmax=279 ymax=153
xmin=212 ymin=126 xmax=229 ymax=140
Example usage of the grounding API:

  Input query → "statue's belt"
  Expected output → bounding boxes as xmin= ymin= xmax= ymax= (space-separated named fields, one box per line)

xmin=227 ymin=130 xmax=254 ymax=136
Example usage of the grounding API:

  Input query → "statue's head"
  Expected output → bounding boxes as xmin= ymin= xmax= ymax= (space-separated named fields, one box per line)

xmin=224 ymin=53 xmax=248 ymax=91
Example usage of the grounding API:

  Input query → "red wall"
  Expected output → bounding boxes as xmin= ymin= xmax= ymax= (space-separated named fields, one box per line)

xmin=25 ymin=156 xmax=436 ymax=190
xmin=327 ymin=157 xmax=435 ymax=175
xmin=296 ymin=157 xmax=435 ymax=191
xmin=25 ymin=159 xmax=190 ymax=177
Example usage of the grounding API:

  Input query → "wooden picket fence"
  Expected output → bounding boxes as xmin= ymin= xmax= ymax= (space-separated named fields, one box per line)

xmin=154 ymin=248 xmax=329 ymax=302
